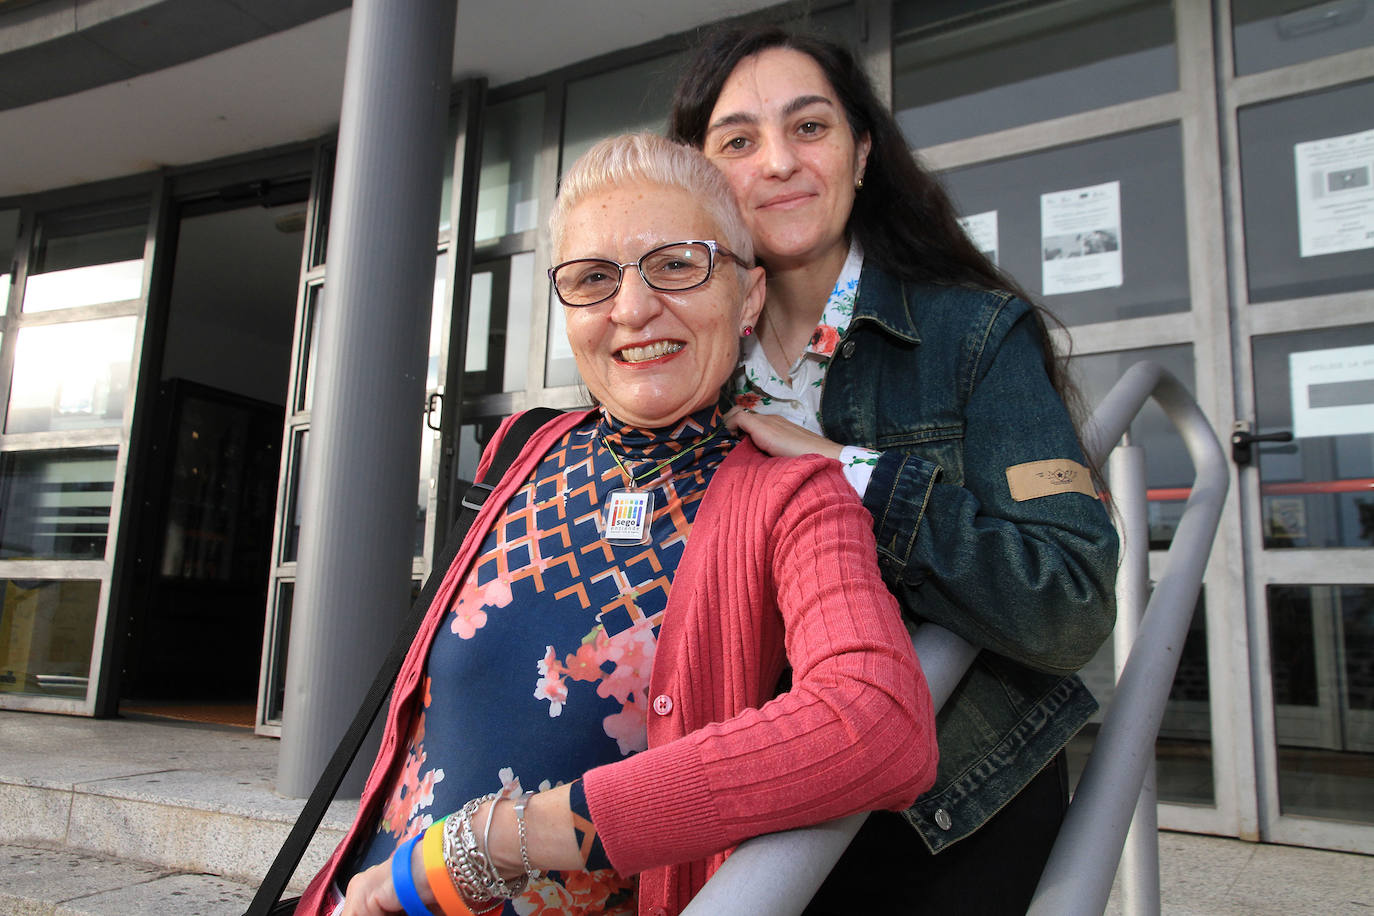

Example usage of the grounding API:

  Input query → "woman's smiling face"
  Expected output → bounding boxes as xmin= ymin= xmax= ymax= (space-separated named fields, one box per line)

xmin=702 ymin=47 xmax=870 ymax=271
xmin=559 ymin=179 xmax=764 ymax=429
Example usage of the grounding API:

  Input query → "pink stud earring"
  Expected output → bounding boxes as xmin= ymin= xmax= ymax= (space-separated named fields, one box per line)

xmin=742 ymin=325 xmax=753 ymax=336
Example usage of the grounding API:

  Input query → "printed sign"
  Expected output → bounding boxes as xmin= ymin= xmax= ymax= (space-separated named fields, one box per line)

xmin=1294 ymin=128 xmax=1374 ymax=258
xmin=1041 ymin=181 xmax=1123 ymax=295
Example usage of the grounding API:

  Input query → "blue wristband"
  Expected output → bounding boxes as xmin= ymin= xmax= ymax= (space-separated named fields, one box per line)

xmin=391 ymin=832 xmax=431 ymax=916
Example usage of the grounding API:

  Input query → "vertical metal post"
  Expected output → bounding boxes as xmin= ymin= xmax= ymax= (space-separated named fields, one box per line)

xmin=1109 ymin=443 xmax=1162 ymax=915
xmin=277 ymin=0 xmax=458 ymax=798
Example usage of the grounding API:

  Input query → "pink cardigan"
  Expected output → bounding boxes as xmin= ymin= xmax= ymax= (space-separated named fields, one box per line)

xmin=299 ymin=409 xmax=936 ymax=916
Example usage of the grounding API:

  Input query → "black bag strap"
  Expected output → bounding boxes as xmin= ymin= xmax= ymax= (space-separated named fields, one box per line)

xmin=246 ymin=407 xmax=561 ymax=916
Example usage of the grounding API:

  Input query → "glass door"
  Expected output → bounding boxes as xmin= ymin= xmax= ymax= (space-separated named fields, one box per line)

xmin=0 ymin=191 xmax=160 ymax=715
xmin=1222 ymin=0 xmax=1374 ymax=851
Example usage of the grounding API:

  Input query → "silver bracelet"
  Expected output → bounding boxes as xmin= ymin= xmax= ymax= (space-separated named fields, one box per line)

xmin=441 ymin=793 xmax=528 ymax=901
xmin=512 ymin=791 xmax=541 ymax=881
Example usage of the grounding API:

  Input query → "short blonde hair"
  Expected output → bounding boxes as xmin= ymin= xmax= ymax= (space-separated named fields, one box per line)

xmin=549 ymin=132 xmax=753 ymax=265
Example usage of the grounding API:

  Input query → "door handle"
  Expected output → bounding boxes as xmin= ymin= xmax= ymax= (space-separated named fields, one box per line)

xmin=1231 ymin=428 xmax=1292 ymax=467
xmin=425 ymin=392 xmax=443 ymax=431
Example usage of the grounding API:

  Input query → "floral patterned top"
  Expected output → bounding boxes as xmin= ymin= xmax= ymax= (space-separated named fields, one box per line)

xmin=348 ymin=404 xmax=735 ymax=915
xmin=731 ymin=240 xmax=881 ymax=496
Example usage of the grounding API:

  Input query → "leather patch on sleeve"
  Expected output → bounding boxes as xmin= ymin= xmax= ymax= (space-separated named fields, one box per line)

xmin=1005 ymin=459 xmax=1095 ymax=501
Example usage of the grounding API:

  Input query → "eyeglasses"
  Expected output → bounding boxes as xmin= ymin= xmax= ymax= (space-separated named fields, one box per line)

xmin=548 ymin=240 xmax=747 ymax=307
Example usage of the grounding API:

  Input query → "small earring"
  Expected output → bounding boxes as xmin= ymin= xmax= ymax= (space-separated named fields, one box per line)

xmin=855 ymin=176 xmax=865 ymax=191
xmin=742 ymin=325 xmax=753 ymax=337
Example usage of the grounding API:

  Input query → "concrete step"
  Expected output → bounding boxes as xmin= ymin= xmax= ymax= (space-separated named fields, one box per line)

xmin=0 ymin=713 xmax=357 ymax=911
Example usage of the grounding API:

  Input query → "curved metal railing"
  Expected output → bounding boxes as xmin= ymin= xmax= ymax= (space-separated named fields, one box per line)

xmin=682 ymin=361 xmax=1229 ymax=916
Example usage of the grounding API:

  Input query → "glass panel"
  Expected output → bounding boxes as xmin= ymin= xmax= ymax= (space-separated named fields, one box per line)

xmin=281 ymin=428 xmax=308 ymax=563
xmin=1268 ymin=584 xmax=1374 ymax=823
xmin=1238 ymin=80 xmax=1374 ymax=303
xmin=1234 ymin=0 xmax=1374 ymax=75
xmin=1 ymin=209 xmax=18 ymax=302
xmin=893 ymin=0 xmax=1176 ymax=148
xmin=0 ymin=578 xmax=100 ymax=699
xmin=0 ymin=447 xmax=117 ymax=560
xmin=311 ymin=145 xmax=334 ymax=269
xmin=265 ymin=579 xmax=292 ymax=722
xmin=465 ymin=252 xmax=534 ymax=395
xmin=562 ymin=53 xmax=685 ymax=174
xmin=5 ymin=316 xmax=138 ymax=434
xmin=439 ymin=109 xmax=459 ymax=235
xmin=297 ymin=284 xmax=322 ymax=414
xmin=23 ymin=200 xmax=149 ymax=312
xmin=1074 ymin=593 xmax=1215 ymax=805
xmin=417 ymin=252 xmax=448 ymax=557
xmin=940 ymin=125 xmax=1191 ymax=325
xmin=545 ymin=283 xmax=581 ymax=388
xmin=476 ymin=94 xmax=544 ymax=244
xmin=1252 ymin=325 xmax=1374 ymax=549
xmin=1070 ymin=344 xmax=1197 ymax=548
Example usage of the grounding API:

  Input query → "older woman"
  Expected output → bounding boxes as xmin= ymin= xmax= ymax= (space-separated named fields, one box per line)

xmin=297 ymin=132 xmax=936 ymax=916
xmin=669 ymin=25 xmax=1119 ymax=915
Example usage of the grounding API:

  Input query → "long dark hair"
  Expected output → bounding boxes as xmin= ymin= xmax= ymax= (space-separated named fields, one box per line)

xmin=668 ymin=24 xmax=1087 ymax=431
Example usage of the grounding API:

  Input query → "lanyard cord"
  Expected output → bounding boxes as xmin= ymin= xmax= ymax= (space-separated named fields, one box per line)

xmin=601 ymin=424 xmax=727 ymax=489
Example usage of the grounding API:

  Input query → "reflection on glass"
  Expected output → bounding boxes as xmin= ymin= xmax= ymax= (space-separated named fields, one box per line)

xmin=1234 ymin=0 xmax=1374 ymax=75
xmin=941 ymin=125 xmax=1191 ymax=324
xmin=24 ymin=200 xmax=148 ymax=312
xmin=1074 ymin=593 xmax=1214 ymax=805
xmin=476 ymin=94 xmax=544 ymax=243
xmin=1 ymin=209 xmax=18 ymax=302
xmin=1268 ymin=584 xmax=1374 ymax=824
xmin=418 ymin=258 xmax=448 ymax=558
xmin=266 ymin=580 xmax=293 ymax=722
xmin=1253 ymin=326 xmax=1374 ymax=549
xmin=0 ymin=448 xmax=117 ymax=560
xmin=428 ymin=252 xmax=448 ymax=390
xmin=298 ymin=284 xmax=322 ymax=414
xmin=439 ymin=109 xmax=459 ymax=234
xmin=1070 ymin=345 xmax=1197 ymax=547
xmin=465 ymin=253 xmax=534 ymax=395
xmin=1238 ymin=80 xmax=1374 ymax=303
xmin=545 ymin=283 xmax=582 ymax=389
xmin=562 ymin=53 xmax=685 ymax=173
xmin=5 ymin=317 xmax=138 ymax=434
xmin=893 ymin=0 xmax=1176 ymax=148
xmin=0 ymin=578 xmax=100 ymax=698
xmin=282 ymin=429 xmax=309 ymax=563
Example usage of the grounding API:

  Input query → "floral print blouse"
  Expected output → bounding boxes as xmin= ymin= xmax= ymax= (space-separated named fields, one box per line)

xmin=731 ymin=240 xmax=880 ymax=496
xmin=347 ymin=404 xmax=735 ymax=915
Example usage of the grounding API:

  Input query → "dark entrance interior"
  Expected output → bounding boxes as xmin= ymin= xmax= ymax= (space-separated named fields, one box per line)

xmin=119 ymin=178 xmax=307 ymax=726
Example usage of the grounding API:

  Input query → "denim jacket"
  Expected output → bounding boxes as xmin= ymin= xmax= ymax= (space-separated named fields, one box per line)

xmin=820 ymin=264 xmax=1119 ymax=853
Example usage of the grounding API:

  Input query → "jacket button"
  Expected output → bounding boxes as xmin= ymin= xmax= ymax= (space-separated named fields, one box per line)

xmin=652 ymin=694 xmax=673 ymax=715
xmin=840 ymin=340 xmax=856 ymax=359
xmin=934 ymin=808 xmax=952 ymax=830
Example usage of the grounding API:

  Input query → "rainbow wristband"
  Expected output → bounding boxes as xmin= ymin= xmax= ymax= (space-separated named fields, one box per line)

xmin=391 ymin=832 xmax=432 ymax=916
xmin=421 ymin=818 xmax=475 ymax=916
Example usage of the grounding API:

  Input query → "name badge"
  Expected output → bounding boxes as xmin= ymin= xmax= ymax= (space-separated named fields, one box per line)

xmin=603 ymin=488 xmax=653 ymax=546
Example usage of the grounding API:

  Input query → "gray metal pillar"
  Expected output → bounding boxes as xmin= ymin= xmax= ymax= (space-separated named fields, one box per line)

xmin=277 ymin=0 xmax=458 ymax=798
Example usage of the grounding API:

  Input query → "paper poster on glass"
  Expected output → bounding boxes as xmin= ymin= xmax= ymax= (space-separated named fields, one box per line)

xmin=1041 ymin=181 xmax=1123 ymax=296
xmin=1294 ymin=127 xmax=1374 ymax=258
xmin=959 ymin=210 xmax=999 ymax=265
xmin=1289 ymin=344 xmax=1374 ymax=439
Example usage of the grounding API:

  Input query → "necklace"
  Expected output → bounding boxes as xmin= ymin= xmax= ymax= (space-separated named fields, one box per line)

xmin=599 ymin=423 xmax=726 ymax=546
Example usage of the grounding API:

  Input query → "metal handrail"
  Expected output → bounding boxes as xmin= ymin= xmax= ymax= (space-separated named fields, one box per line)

xmin=682 ymin=361 xmax=1229 ymax=916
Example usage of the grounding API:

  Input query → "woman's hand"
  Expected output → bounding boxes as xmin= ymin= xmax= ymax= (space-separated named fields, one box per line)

xmin=339 ymin=856 xmax=407 ymax=916
xmin=725 ymin=407 xmax=845 ymax=461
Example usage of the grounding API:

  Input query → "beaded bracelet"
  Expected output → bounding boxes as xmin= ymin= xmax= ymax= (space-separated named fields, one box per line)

xmin=390 ymin=832 xmax=432 ymax=916
xmin=422 ymin=818 xmax=476 ymax=916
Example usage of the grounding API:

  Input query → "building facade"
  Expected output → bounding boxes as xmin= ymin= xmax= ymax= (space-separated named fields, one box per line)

xmin=1 ymin=0 xmax=1371 ymax=855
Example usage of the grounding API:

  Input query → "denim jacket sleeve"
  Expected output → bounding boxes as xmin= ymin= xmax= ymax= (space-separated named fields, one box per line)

xmin=851 ymin=288 xmax=1118 ymax=676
